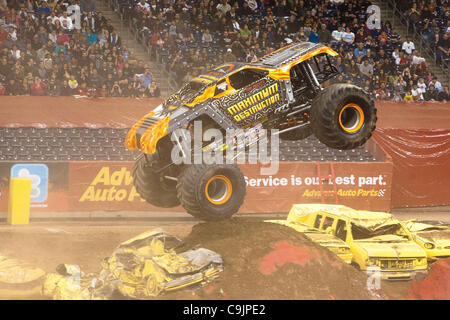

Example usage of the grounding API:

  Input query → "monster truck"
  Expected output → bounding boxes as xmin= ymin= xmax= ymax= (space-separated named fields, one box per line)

xmin=125 ymin=42 xmax=377 ymax=221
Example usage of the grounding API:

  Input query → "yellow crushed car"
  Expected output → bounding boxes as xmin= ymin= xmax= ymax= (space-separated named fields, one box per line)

xmin=403 ymin=220 xmax=450 ymax=261
xmin=0 ymin=254 xmax=45 ymax=299
xmin=42 ymin=229 xmax=223 ymax=299
xmin=266 ymin=219 xmax=353 ymax=264
xmin=284 ymin=204 xmax=428 ymax=281
xmin=103 ymin=229 xmax=223 ymax=298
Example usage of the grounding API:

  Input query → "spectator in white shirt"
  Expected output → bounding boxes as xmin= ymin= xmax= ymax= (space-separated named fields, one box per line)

xmin=331 ymin=26 xmax=343 ymax=44
xmin=7 ymin=26 xmax=17 ymax=41
xmin=411 ymin=84 xmax=423 ymax=100
xmin=246 ymin=48 xmax=258 ymax=62
xmin=59 ymin=11 xmax=73 ymax=30
xmin=417 ymin=78 xmax=427 ymax=93
xmin=10 ymin=44 xmax=20 ymax=59
xmin=429 ymin=77 xmax=443 ymax=92
xmin=409 ymin=54 xmax=425 ymax=65
xmin=402 ymin=36 xmax=415 ymax=55
xmin=47 ymin=11 xmax=59 ymax=25
xmin=392 ymin=48 xmax=400 ymax=60
xmin=136 ymin=0 xmax=150 ymax=12
xmin=217 ymin=0 xmax=231 ymax=15
xmin=231 ymin=18 xmax=240 ymax=33
xmin=342 ymin=27 xmax=355 ymax=45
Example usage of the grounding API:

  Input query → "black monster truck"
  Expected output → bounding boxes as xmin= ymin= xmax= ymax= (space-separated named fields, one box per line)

xmin=125 ymin=42 xmax=377 ymax=221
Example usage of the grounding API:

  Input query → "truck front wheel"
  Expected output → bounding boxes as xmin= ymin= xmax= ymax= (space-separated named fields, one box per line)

xmin=176 ymin=164 xmax=246 ymax=221
xmin=132 ymin=153 xmax=180 ymax=208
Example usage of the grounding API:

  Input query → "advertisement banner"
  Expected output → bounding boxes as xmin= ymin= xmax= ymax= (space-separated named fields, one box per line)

xmin=67 ymin=161 xmax=393 ymax=213
xmin=68 ymin=162 xmax=157 ymax=211
xmin=0 ymin=162 xmax=69 ymax=212
xmin=0 ymin=160 xmax=393 ymax=214
xmin=239 ymin=162 xmax=392 ymax=212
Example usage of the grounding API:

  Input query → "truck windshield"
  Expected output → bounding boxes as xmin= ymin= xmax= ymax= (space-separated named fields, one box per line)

xmin=228 ymin=68 xmax=268 ymax=90
xmin=310 ymin=53 xmax=339 ymax=83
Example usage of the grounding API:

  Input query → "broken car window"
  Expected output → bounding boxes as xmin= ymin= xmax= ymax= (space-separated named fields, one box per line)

xmin=314 ymin=215 xmax=323 ymax=229
xmin=228 ymin=68 xmax=268 ymax=90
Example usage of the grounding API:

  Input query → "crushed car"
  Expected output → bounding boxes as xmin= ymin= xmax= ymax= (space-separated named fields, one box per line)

xmin=403 ymin=220 xmax=450 ymax=261
xmin=42 ymin=229 xmax=223 ymax=300
xmin=280 ymin=204 xmax=428 ymax=281
xmin=0 ymin=254 xmax=45 ymax=299
xmin=125 ymin=42 xmax=377 ymax=221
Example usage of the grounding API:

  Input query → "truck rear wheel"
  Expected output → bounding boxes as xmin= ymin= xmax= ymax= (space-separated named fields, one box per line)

xmin=132 ymin=154 xmax=180 ymax=208
xmin=310 ymin=84 xmax=377 ymax=150
xmin=176 ymin=164 xmax=246 ymax=221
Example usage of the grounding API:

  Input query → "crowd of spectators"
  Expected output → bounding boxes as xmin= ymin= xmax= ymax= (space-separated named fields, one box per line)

xmin=395 ymin=0 xmax=449 ymax=67
xmin=0 ymin=0 xmax=160 ymax=97
xmin=0 ymin=0 xmax=448 ymax=102
xmin=111 ymin=0 xmax=448 ymax=102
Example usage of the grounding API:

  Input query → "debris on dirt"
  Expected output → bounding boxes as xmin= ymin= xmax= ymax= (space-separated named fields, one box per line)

xmin=172 ymin=219 xmax=389 ymax=300
xmin=42 ymin=265 xmax=106 ymax=300
xmin=407 ymin=258 xmax=450 ymax=300
xmin=42 ymin=229 xmax=223 ymax=300
xmin=0 ymin=254 xmax=46 ymax=299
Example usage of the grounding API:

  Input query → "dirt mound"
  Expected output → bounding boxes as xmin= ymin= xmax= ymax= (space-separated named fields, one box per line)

xmin=168 ymin=219 xmax=388 ymax=300
xmin=407 ymin=258 xmax=450 ymax=300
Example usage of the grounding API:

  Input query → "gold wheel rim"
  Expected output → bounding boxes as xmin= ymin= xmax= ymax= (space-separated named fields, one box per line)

xmin=339 ymin=103 xmax=365 ymax=133
xmin=205 ymin=175 xmax=232 ymax=205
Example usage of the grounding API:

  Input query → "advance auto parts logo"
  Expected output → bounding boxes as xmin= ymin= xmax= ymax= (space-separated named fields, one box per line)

xmin=79 ymin=167 xmax=144 ymax=202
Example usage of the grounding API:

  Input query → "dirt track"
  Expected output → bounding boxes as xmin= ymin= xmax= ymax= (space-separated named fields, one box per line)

xmin=0 ymin=209 xmax=449 ymax=300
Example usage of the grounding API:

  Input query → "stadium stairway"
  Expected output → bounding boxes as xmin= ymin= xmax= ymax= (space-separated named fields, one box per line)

xmin=373 ymin=0 xmax=449 ymax=88
xmin=95 ymin=0 xmax=170 ymax=97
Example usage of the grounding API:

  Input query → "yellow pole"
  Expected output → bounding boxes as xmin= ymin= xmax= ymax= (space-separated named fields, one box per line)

xmin=7 ymin=178 xmax=31 ymax=225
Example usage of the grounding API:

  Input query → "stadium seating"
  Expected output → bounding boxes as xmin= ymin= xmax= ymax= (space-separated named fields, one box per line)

xmin=0 ymin=127 xmax=377 ymax=162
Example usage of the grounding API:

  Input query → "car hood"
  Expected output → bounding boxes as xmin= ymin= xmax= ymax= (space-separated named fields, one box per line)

xmin=355 ymin=240 xmax=426 ymax=258
xmin=417 ymin=230 xmax=450 ymax=246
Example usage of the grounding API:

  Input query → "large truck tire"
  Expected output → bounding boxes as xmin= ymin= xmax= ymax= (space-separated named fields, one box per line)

xmin=310 ymin=84 xmax=377 ymax=150
xmin=176 ymin=164 xmax=246 ymax=221
xmin=132 ymin=153 xmax=180 ymax=208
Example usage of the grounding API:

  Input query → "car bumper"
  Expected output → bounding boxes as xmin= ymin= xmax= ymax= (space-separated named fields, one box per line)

xmin=365 ymin=268 xmax=428 ymax=281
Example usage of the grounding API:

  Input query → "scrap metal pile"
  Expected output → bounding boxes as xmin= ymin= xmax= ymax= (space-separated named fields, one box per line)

xmin=42 ymin=229 xmax=223 ymax=300
xmin=0 ymin=255 xmax=45 ymax=299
